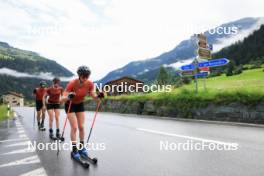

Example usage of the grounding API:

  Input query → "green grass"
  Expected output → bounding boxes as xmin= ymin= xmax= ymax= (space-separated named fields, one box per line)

xmin=0 ymin=105 xmax=8 ymax=121
xmin=107 ymin=68 xmax=264 ymax=105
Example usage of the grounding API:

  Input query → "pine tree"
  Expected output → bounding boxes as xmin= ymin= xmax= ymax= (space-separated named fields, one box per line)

xmin=156 ymin=66 xmax=170 ymax=85
xmin=226 ymin=60 xmax=235 ymax=76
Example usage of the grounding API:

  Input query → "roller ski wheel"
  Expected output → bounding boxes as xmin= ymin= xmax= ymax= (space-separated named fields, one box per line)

xmin=71 ymin=152 xmax=89 ymax=169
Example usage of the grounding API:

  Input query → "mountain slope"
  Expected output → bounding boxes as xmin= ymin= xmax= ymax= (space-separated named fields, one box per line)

xmin=0 ymin=41 xmax=73 ymax=100
xmin=0 ymin=75 xmax=68 ymax=101
xmin=0 ymin=42 xmax=73 ymax=77
xmin=98 ymin=17 xmax=263 ymax=84
xmin=213 ymin=25 xmax=264 ymax=64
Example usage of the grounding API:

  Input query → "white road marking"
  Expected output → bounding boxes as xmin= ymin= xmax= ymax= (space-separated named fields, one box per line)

xmin=137 ymin=128 xmax=238 ymax=146
xmin=19 ymin=134 xmax=27 ymax=138
xmin=0 ymin=138 xmax=29 ymax=143
xmin=4 ymin=141 xmax=31 ymax=147
xmin=17 ymin=128 xmax=25 ymax=131
xmin=17 ymin=130 xmax=25 ymax=134
xmin=20 ymin=168 xmax=47 ymax=176
xmin=0 ymin=112 xmax=48 ymax=175
xmin=0 ymin=148 xmax=35 ymax=155
xmin=0 ymin=155 xmax=40 ymax=168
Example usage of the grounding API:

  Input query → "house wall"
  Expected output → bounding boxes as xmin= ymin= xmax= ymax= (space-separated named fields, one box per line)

xmin=104 ymin=78 xmax=144 ymax=95
xmin=3 ymin=94 xmax=24 ymax=107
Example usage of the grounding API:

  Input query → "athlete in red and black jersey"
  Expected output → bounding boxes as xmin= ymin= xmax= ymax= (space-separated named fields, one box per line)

xmin=33 ymin=81 xmax=47 ymax=131
xmin=61 ymin=66 xmax=104 ymax=160
xmin=43 ymin=77 xmax=63 ymax=139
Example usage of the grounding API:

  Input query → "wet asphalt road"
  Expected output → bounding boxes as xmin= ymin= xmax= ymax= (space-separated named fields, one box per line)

xmin=0 ymin=107 xmax=264 ymax=176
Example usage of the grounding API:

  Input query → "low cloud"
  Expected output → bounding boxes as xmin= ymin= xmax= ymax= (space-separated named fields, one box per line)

xmin=166 ymin=58 xmax=194 ymax=70
xmin=0 ymin=67 xmax=74 ymax=81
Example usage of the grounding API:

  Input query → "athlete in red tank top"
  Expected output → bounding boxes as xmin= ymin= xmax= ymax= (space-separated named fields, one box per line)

xmin=33 ymin=81 xmax=47 ymax=131
xmin=61 ymin=66 xmax=104 ymax=160
xmin=43 ymin=77 xmax=64 ymax=139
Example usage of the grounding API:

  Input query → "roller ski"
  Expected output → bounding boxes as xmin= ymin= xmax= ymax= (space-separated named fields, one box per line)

xmin=71 ymin=151 xmax=89 ymax=169
xmin=39 ymin=126 xmax=46 ymax=131
xmin=79 ymin=147 xmax=98 ymax=165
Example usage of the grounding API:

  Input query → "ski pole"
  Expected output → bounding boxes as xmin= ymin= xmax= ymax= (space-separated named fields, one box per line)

xmin=57 ymin=101 xmax=72 ymax=157
xmin=60 ymin=101 xmax=72 ymax=142
xmin=87 ymin=101 xmax=101 ymax=144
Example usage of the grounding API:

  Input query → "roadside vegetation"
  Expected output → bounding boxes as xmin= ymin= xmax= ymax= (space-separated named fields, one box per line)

xmin=0 ymin=105 xmax=8 ymax=121
xmin=106 ymin=68 xmax=264 ymax=106
xmin=98 ymin=68 xmax=263 ymax=118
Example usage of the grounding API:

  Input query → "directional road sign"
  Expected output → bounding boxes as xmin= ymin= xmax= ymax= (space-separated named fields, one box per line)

xmin=180 ymin=58 xmax=229 ymax=71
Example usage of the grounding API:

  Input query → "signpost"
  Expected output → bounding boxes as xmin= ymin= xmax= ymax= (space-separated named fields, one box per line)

xmin=181 ymin=71 xmax=209 ymax=77
xmin=179 ymin=33 xmax=226 ymax=93
xmin=198 ymin=48 xmax=211 ymax=59
xmin=196 ymin=33 xmax=210 ymax=93
xmin=207 ymin=44 xmax=213 ymax=51
xmin=199 ymin=67 xmax=210 ymax=71
xmin=198 ymin=41 xmax=207 ymax=48
xmin=197 ymin=33 xmax=212 ymax=60
xmin=181 ymin=70 xmax=195 ymax=77
xmin=197 ymin=34 xmax=206 ymax=42
xmin=197 ymin=72 xmax=209 ymax=77
xmin=198 ymin=58 xmax=229 ymax=67
xmin=180 ymin=58 xmax=229 ymax=71
xmin=180 ymin=58 xmax=229 ymax=93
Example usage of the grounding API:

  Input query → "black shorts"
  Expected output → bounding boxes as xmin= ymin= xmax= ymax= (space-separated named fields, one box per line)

xmin=47 ymin=103 xmax=60 ymax=110
xmin=65 ymin=102 xmax=84 ymax=113
xmin=35 ymin=100 xmax=43 ymax=111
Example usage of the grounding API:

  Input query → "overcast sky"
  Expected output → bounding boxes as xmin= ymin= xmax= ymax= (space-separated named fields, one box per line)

xmin=0 ymin=0 xmax=263 ymax=80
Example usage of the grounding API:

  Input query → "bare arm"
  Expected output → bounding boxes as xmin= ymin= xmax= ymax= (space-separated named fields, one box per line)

xmin=60 ymin=91 xmax=69 ymax=103
xmin=90 ymin=91 xmax=99 ymax=101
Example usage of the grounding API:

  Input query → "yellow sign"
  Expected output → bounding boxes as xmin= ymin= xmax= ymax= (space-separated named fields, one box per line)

xmin=198 ymin=48 xmax=211 ymax=59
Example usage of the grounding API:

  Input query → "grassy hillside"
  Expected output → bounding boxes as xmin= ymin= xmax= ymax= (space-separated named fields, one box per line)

xmin=108 ymin=68 xmax=264 ymax=105
xmin=184 ymin=68 xmax=264 ymax=93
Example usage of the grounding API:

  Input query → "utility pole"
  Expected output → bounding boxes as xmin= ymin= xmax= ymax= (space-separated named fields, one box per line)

xmin=194 ymin=57 xmax=199 ymax=93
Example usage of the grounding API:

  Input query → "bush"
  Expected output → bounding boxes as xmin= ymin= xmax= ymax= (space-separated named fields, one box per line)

xmin=249 ymin=60 xmax=262 ymax=69
xmin=209 ymin=71 xmax=222 ymax=77
xmin=182 ymin=77 xmax=192 ymax=84
xmin=234 ymin=65 xmax=243 ymax=75
xmin=226 ymin=72 xmax=233 ymax=76
xmin=156 ymin=66 xmax=171 ymax=85
xmin=0 ymin=105 xmax=8 ymax=121
xmin=226 ymin=60 xmax=235 ymax=76
xmin=173 ymin=77 xmax=183 ymax=87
